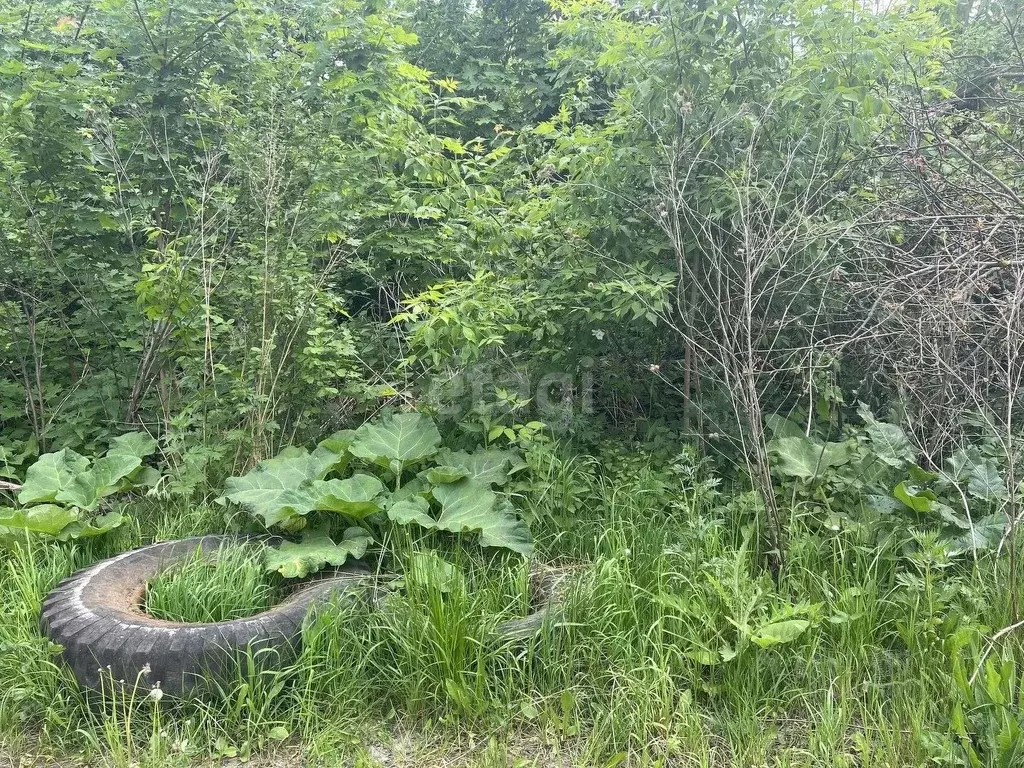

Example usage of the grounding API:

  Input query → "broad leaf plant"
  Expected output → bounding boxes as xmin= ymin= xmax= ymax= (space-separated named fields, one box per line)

xmin=220 ymin=412 xmax=532 ymax=577
xmin=0 ymin=433 xmax=160 ymax=542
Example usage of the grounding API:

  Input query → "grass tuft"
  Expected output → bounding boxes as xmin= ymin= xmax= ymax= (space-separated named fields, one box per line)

xmin=145 ymin=543 xmax=277 ymax=624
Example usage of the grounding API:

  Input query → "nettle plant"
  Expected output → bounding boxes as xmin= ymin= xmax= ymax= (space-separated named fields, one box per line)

xmin=220 ymin=412 xmax=532 ymax=578
xmin=0 ymin=433 xmax=159 ymax=542
xmin=767 ymin=404 xmax=1009 ymax=555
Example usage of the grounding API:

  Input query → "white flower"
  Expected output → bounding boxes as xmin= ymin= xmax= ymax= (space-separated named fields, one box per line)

xmin=148 ymin=684 xmax=163 ymax=703
xmin=141 ymin=663 xmax=152 ymax=676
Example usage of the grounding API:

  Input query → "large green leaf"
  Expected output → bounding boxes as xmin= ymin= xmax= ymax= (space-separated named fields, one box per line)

xmin=350 ymin=412 xmax=441 ymax=472
xmin=858 ymin=403 xmax=914 ymax=467
xmin=316 ymin=430 xmax=357 ymax=476
xmin=934 ymin=502 xmax=970 ymax=529
xmin=893 ymin=481 xmax=936 ymax=512
xmin=967 ymin=461 xmax=1006 ymax=501
xmin=943 ymin=447 xmax=984 ymax=483
xmin=58 ymin=511 xmax=125 ymax=540
xmin=305 ymin=474 xmax=385 ymax=518
xmin=264 ymin=527 xmax=371 ymax=578
xmin=18 ymin=450 xmax=90 ymax=505
xmin=769 ymin=437 xmax=850 ymax=482
xmin=867 ymin=423 xmax=916 ymax=468
xmin=220 ymin=447 xmax=349 ymax=526
xmin=434 ymin=448 xmax=519 ymax=486
xmin=57 ymin=454 xmax=142 ymax=510
xmin=952 ymin=514 xmax=1007 ymax=554
xmin=0 ymin=505 xmax=79 ymax=536
xmin=764 ymin=414 xmax=804 ymax=438
xmin=866 ymin=494 xmax=902 ymax=515
xmin=108 ymin=432 xmax=158 ymax=460
xmin=431 ymin=480 xmax=532 ymax=556
xmin=750 ymin=619 xmax=810 ymax=648
xmin=423 ymin=466 xmax=468 ymax=485
xmin=388 ymin=495 xmax=436 ymax=527
xmin=940 ymin=448 xmax=1006 ymax=500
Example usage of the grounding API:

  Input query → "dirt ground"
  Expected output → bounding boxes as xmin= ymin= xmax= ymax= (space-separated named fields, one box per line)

xmin=0 ymin=730 xmax=582 ymax=768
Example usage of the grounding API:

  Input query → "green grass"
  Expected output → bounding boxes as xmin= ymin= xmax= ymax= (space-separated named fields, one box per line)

xmin=145 ymin=542 xmax=277 ymax=623
xmin=2 ymin=460 xmax=1024 ymax=767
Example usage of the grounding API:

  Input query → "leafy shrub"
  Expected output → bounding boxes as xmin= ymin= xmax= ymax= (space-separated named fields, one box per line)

xmin=766 ymin=405 xmax=1010 ymax=557
xmin=0 ymin=433 xmax=160 ymax=542
xmin=949 ymin=653 xmax=1024 ymax=768
xmin=220 ymin=412 xmax=532 ymax=577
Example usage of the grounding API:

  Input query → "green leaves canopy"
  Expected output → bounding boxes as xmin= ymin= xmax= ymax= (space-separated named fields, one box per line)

xmin=221 ymin=412 xmax=534 ymax=572
xmin=3 ymin=434 xmax=153 ymax=540
xmin=223 ymin=469 xmax=384 ymax=528
xmin=750 ymin=619 xmax=811 ymax=649
xmin=18 ymin=434 xmax=157 ymax=512
xmin=433 ymin=448 xmax=520 ymax=486
xmin=387 ymin=480 xmax=532 ymax=556
xmin=56 ymin=455 xmax=143 ymax=510
xmin=0 ymin=507 xmax=124 ymax=541
xmin=18 ymin=450 xmax=91 ymax=506
xmin=0 ymin=504 xmax=78 ymax=536
xmin=220 ymin=446 xmax=361 ymax=526
xmin=858 ymin=403 xmax=915 ymax=468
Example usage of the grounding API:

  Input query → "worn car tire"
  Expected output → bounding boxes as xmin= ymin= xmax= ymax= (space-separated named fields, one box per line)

xmin=40 ymin=535 xmax=373 ymax=697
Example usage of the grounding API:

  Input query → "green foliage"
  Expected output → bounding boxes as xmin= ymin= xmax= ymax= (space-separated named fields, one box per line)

xmin=3 ymin=0 xmax=1024 ymax=762
xmin=0 ymin=433 xmax=156 ymax=541
xmin=0 ymin=0 xmax=532 ymax=469
xmin=769 ymin=437 xmax=851 ymax=482
xmin=434 ymin=448 xmax=522 ymax=485
xmin=219 ymin=439 xmax=375 ymax=528
xmin=22 ymin=454 xmax=141 ymax=511
xmin=146 ymin=543 xmax=278 ymax=624
xmin=949 ymin=646 xmax=1024 ymax=768
xmin=349 ymin=412 xmax=442 ymax=476
xmin=264 ymin=527 xmax=372 ymax=579
xmin=1 ymin=430 xmax=1022 ymax=766
xmin=420 ymin=480 xmax=531 ymax=555
xmin=0 ymin=505 xmax=78 ymax=537
xmin=767 ymin=406 xmax=1011 ymax=557
xmin=221 ymin=411 xmax=532 ymax=574
xmin=655 ymin=528 xmax=819 ymax=667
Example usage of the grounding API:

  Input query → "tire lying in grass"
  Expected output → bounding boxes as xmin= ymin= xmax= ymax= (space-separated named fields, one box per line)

xmin=40 ymin=535 xmax=373 ymax=697
xmin=492 ymin=564 xmax=575 ymax=642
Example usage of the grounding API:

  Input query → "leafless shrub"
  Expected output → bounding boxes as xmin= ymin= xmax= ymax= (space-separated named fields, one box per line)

xmin=651 ymin=118 xmax=865 ymax=568
xmin=843 ymin=81 xmax=1024 ymax=599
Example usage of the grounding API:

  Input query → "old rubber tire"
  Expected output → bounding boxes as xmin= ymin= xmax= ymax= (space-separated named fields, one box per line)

xmin=39 ymin=535 xmax=372 ymax=697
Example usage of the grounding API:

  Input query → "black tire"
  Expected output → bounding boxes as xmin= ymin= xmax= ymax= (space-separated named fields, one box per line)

xmin=492 ymin=567 xmax=569 ymax=642
xmin=40 ymin=535 xmax=373 ymax=697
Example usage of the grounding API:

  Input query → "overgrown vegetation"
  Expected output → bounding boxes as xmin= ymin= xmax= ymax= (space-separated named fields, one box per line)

xmin=145 ymin=542 xmax=277 ymax=623
xmin=3 ymin=0 xmax=1024 ymax=764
